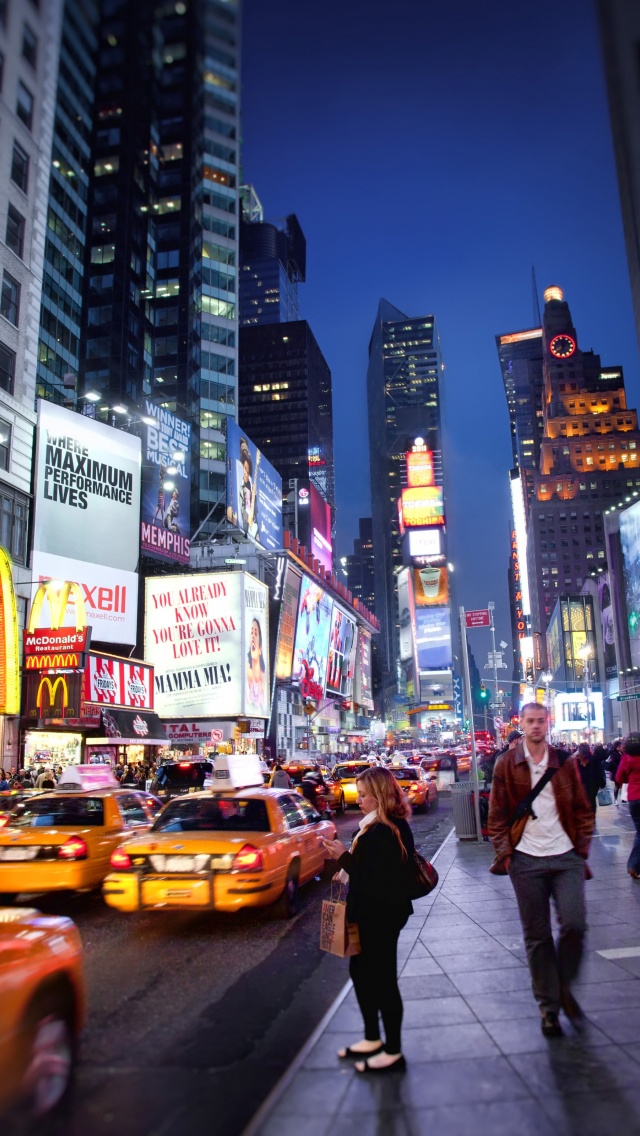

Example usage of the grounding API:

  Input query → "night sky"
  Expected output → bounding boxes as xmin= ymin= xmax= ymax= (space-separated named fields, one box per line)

xmin=241 ymin=0 xmax=639 ymax=661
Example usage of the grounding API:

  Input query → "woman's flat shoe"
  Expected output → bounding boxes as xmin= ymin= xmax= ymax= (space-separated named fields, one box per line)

xmin=338 ymin=1043 xmax=383 ymax=1060
xmin=629 ymin=869 xmax=640 ymax=880
xmin=355 ymin=1055 xmax=406 ymax=1075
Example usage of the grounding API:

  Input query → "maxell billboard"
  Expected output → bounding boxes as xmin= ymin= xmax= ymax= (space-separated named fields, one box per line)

xmin=32 ymin=402 xmax=141 ymax=645
xmin=140 ymin=400 xmax=191 ymax=564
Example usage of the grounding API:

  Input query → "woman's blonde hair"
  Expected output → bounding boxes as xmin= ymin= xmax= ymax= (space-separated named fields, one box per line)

xmin=356 ymin=766 xmax=411 ymax=856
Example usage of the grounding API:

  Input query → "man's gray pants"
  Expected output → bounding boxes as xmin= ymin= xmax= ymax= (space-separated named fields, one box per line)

xmin=508 ymin=849 xmax=587 ymax=1015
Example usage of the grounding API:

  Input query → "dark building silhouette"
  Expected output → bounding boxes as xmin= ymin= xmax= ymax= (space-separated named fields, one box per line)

xmin=345 ymin=517 xmax=375 ymax=614
xmin=240 ymin=190 xmax=306 ymax=327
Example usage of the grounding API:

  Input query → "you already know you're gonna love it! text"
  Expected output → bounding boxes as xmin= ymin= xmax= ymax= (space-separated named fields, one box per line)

xmin=144 ymin=572 xmax=270 ymax=720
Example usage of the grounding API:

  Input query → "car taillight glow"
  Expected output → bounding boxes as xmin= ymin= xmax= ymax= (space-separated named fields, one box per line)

xmin=178 ymin=762 xmax=191 ymax=769
xmin=232 ymin=844 xmax=263 ymax=872
xmin=0 ymin=815 xmax=8 ymax=828
xmin=110 ymin=848 xmax=132 ymax=870
xmin=57 ymin=836 xmax=88 ymax=861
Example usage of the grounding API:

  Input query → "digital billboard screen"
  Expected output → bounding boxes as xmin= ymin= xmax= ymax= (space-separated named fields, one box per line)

xmin=400 ymin=486 xmax=444 ymax=528
xmin=414 ymin=565 xmax=449 ymax=607
xmin=326 ymin=607 xmax=356 ymax=696
xmin=296 ymin=480 xmax=333 ymax=573
xmin=292 ymin=577 xmax=333 ymax=697
xmin=355 ymin=627 xmax=374 ymax=710
xmin=226 ymin=419 xmax=283 ymax=552
xmin=397 ymin=567 xmax=417 ymax=662
xmin=619 ymin=501 xmax=640 ymax=668
xmin=140 ymin=401 xmax=191 ymax=564
xmin=415 ymin=605 xmax=452 ymax=670
xmin=274 ymin=563 xmax=302 ymax=680
xmin=406 ymin=448 xmax=434 ymax=488
xmin=408 ymin=529 xmax=441 ymax=559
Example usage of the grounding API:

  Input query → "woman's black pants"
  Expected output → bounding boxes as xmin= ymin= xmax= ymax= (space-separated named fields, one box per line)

xmin=349 ymin=909 xmax=408 ymax=1054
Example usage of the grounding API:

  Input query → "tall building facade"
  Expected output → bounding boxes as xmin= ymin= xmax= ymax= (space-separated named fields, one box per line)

xmin=598 ymin=0 xmax=640 ymax=357
xmin=238 ymin=319 xmax=335 ymax=511
xmin=366 ymin=300 xmax=445 ymax=690
xmin=77 ymin=0 xmax=241 ymax=540
xmin=345 ymin=517 xmax=375 ymax=614
xmin=526 ymin=286 xmax=640 ymax=666
xmin=239 ymin=194 xmax=306 ymax=327
xmin=496 ymin=326 xmax=544 ymax=505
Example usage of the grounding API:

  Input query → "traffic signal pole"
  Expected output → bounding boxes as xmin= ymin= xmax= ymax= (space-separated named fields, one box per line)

xmin=459 ymin=607 xmax=484 ymax=842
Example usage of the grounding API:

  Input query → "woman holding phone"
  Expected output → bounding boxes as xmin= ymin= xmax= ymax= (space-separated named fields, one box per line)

xmin=321 ymin=765 xmax=413 ymax=1074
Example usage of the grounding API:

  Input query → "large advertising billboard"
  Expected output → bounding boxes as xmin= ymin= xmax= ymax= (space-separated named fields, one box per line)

xmin=415 ymin=606 xmax=452 ymax=670
xmin=291 ymin=576 xmax=333 ymax=697
xmin=326 ymin=607 xmax=357 ymax=697
xmin=619 ymin=501 xmax=640 ymax=668
xmin=84 ymin=655 xmax=154 ymax=710
xmin=140 ymin=401 xmax=191 ymax=564
xmin=296 ymin=480 xmax=333 ymax=573
xmin=598 ymin=572 xmax=617 ymax=679
xmin=406 ymin=448 xmax=434 ymax=488
xmin=226 ymin=419 xmax=283 ymax=551
xmin=32 ymin=401 xmax=141 ymax=645
xmin=414 ymin=565 xmax=449 ymax=607
xmin=354 ymin=627 xmax=374 ymax=710
xmin=400 ymin=486 xmax=444 ymax=528
xmin=397 ymin=567 xmax=417 ymax=662
xmin=408 ymin=529 xmax=441 ymax=559
xmin=144 ymin=572 xmax=270 ymax=718
xmin=274 ymin=563 xmax=302 ymax=680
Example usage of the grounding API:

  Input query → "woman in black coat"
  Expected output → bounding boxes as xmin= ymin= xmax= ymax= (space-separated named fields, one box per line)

xmin=322 ymin=765 xmax=414 ymax=1074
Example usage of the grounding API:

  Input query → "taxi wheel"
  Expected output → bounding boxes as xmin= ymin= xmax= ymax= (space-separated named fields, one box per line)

xmin=20 ymin=984 xmax=76 ymax=1118
xmin=275 ymin=865 xmax=300 ymax=919
xmin=337 ymin=794 xmax=345 ymax=815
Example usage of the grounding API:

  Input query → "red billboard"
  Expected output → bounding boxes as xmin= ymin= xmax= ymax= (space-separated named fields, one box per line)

xmin=406 ymin=448 xmax=434 ymax=488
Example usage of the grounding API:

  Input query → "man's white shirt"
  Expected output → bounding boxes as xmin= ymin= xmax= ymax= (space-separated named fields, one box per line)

xmin=515 ymin=742 xmax=573 ymax=857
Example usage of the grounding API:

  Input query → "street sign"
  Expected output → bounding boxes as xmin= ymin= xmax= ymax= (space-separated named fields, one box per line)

xmin=618 ymin=693 xmax=640 ymax=702
xmin=494 ymin=716 xmax=503 ymax=730
xmin=465 ymin=609 xmax=490 ymax=628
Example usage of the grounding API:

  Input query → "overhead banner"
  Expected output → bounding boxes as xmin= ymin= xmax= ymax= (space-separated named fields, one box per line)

xmin=32 ymin=401 xmax=140 ymax=644
xmin=144 ymin=572 xmax=270 ymax=719
xmin=140 ymin=401 xmax=191 ymax=564
xmin=292 ymin=576 xmax=333 ymax=698
xmin=326 ymin=607 xmax=357 ymax=697
xmin=226 ymin=419 xmax=283 ymax=551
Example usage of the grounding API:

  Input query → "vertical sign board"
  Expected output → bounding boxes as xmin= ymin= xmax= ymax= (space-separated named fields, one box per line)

xmin=355 ymin=628 xmax=374 ymax=711
xmin=31 ymin=401 xmax=141 ymax=645
xmin=326 ymin=607 xmax=357 ymax=697
xmin=140 ymin=401 xmax=191 ymax=564
xmin=291 ymin=577 xmax=333 ymax=696
xmin=226 ymin=419 xmax=283 ymax=552
xmin=274 ymin=564 xmax=302 ymax=680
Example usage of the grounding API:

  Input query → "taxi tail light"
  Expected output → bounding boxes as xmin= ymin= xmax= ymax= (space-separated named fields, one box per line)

xmin=110 ymin=849 xmax=132 ymax=870
xmin=232 ymin=844 xmax=263 ymax=872
xmin=0 ymin=815 xmax=8 ymax=828
xmin=58 ymin=836 xmax=88 ymax=861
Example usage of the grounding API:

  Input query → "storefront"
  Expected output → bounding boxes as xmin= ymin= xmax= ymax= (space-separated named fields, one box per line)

xmin=85 ymin=707 xmax=167 ymax=768
xmin=160 ymin=718 xmax=265 ymax=760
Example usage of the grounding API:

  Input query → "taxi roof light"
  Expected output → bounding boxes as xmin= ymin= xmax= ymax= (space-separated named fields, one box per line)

xmin=56 ymin=765 xmax=118 ymax=792
xmin=58 ymin=836 xmax=88 ymax=861
xmin=232 ymin=844 xmax=263 ymax=872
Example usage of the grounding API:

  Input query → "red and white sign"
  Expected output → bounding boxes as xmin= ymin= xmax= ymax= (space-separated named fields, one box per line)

xmin=84 ymin=654 xmax=154 ymax=710
xmin=464 ymin=609 xmax=491 ymax=628
xmin=24 ymin=627 xmax=90 ymax=657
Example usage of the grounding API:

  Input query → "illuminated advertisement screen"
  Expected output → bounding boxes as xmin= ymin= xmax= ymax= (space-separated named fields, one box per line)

xmin=406 ymin=449 xmax=434 ymax=488
xmin=140 ymin=401 xmax=191 ymax=564
xmin=310 ymin=483 xmax=333 ymax=573
xmin=226 ymin=419 xmax=283 ymax=552
xmin=619 ymin=501 xmax=640 ymax=667
xmin=397 ymin=567 xmax=416 ymax=662
xmin=414 ymin=566 xmax=449 ymax=607
xmin=274 ymin=564 xmax=302 ymax=680
xmin=401 ymin=486 xmax=444 ymax=528
xmin=408 ymin=529 xmax=441 ymax=558
xmin=292 ymin=577 xmax=333 ymax=694
xmin=415 ymin=606 xmax=452 ymax=669
xmin=355 ymin=627 xmax=373 ymax=710
xmin=554 ymin=692 xmax=604 ymax=731
xmin=326 ymin=607 xmax=356 ymax=696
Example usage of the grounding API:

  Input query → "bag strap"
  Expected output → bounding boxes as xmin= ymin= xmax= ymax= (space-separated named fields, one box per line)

xmin=509 ymin=750 xmax=567 ymax=824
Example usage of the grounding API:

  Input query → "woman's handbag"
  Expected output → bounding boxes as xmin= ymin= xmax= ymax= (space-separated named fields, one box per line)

xmin=407 ymin=849 xmax=439 ymax=899
xmin=597 ymin=787 xmax=614 ymax=806
xmin=319 ymin=881 xmax=361 ymax=958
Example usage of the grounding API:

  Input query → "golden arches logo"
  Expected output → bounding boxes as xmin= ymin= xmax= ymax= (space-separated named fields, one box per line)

xmin=28 ymin=580 xmax=87 ymax=634
xmin=26 ymin=654 xmax=80 ymax=671
xmin=36 ymin=675 xmax=69 ymax=715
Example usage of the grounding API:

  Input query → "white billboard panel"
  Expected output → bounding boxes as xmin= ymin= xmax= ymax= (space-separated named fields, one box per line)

xmin=31 ymin=551 xmax=138 ymax=646
xmin=408 ymin=529 xmax=441 ymax=559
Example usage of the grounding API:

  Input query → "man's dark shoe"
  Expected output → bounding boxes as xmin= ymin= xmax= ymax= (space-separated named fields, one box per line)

xmin=561 ymin=988 xmax=585 ymax=1030
xmin=541 ymin=1011 xmax=563 ymax=1038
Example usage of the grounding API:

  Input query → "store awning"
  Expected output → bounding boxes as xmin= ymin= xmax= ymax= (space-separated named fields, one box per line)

xmin=90 ymin=709 xmax=168 ymax=746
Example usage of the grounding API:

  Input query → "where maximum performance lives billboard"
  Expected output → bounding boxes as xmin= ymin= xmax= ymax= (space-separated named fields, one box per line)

xmin=226 ymin=419 xmax=283 ymax=551
xmin=32 ymin=400 xmax=141 ymax=645
xmin=140 ymin=402 xmax=191 ymax=564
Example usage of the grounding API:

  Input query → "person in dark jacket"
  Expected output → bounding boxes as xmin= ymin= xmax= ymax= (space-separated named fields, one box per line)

xmin=322 ymin=765 xmax=413 ymax=1074
xmin=615 ymin=734 xmax=640 ymax=878
xmin=606 ymin=740 xmax=623 ymax=799
xmin=575 ymin=743 xmax=606 ymax=814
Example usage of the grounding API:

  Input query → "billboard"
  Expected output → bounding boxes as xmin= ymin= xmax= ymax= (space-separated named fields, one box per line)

xmin=226 ymin=419 xmax=283 ymax=551
xmin=414 ymin=565 xmax=449 ymax=607
xmin=296 ymin=480 xmax=333 ymax=573
xmin=408 ymin=529 xmax=441 ymax=559
xmin=274 ymin=563 xmax=302 ymax=680
xmin=84 ymin=655 xmax=154 ymax=710
xmin=554 ymin=691 xmax=604 ymax=731
xmin=354 ymin=627 xmax=373 ymax=710
xmin=619 ymin=501 xmax=640 ymax=668
xmin=415 ymin=606 xmax=452 ymax=670
xmin=291 ymin=576 xmax=333 ymax=698
xmin=406 ymin=448 xmax=434 ymax=488
xmin=397 ymin=567 xmax=417 ymax=662
xmin=598 ymin=572 xmax=617 ymax=680
xmin=144 ymin=571 xmax=270 ymax=719
xmin=140 ymin=401 xmax=191 ymax=564
xmin=32 ymin=401 xmax=141 ymax=645
xmin=326 ymin=607 xmax=357 ymax=697
xmin=400 ymin=486 xmax=445 ymax=528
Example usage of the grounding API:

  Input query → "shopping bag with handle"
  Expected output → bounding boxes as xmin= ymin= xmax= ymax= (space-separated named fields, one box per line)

xmin=320 ymin=880 xmax=361 ymax=957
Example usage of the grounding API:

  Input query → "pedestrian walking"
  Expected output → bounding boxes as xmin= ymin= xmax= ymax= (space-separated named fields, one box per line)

xmin=615 ymin=734 xmax=640 ymax=880
xmin=606 ymin=740 xmax=623 ymax=799
xmin=271 ymin=762 xmax=292 ymax=789
xmin=575 ymin=743 xmax=606 ymax=814
xmin=488 ymin=702 xmax=594 ymax=1037
xmin=321 ymin=765 xmax=413 ymax=1074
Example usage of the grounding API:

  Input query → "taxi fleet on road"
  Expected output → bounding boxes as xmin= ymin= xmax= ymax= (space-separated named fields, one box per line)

xmin=103 ymin=754 xmax=337 ymax=918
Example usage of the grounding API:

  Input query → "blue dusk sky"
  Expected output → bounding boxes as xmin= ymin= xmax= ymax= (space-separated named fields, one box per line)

xmin=241 ymin=0 xmax=639 ymax=656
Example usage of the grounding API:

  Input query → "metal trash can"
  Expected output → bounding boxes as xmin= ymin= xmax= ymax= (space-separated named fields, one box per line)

xmin=450 ymin=780 xmax=483 ymax=840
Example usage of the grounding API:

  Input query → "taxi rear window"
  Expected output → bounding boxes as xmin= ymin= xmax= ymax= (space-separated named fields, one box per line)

xmin=283 ymin=766 xmax=311 ymax=785
xmin=395 ymin=769 xmax=419 ymax=780
xmin=333 ymin=764 xmax=368 ymax=781
xmin=151 ymin=797 xmax=270 ymax=833
xmin=155 ymin=763 xmax=212 ymax=789
xmin=8 ymin=797 xmax=105 ymax=827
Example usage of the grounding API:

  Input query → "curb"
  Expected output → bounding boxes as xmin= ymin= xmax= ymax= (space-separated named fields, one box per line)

xmin=240 ymin=822 xmax=455 ymax=1136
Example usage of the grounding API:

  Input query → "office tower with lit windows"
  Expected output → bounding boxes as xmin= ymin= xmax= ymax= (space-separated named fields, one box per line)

xmin=345 ymin=517 xmax=375 ymax=614
xmin=526 ymin=286 xmax=640 ymax=664
xmin=496 ymin=325 xmax=544 ymax=508
xmin=238 ymin=319 xmax=335 ymax=511
xmin=366 ymin=300 xmax=446 ymax=693
xmin=78 ymin=0 xmax=240 ymax=539
xmin=239 ymin=190 xmax=306 ymax=327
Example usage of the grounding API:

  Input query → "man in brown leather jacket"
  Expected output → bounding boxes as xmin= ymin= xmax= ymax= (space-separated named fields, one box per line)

xmin=488 ymin=703 xmax=594 ymax=1038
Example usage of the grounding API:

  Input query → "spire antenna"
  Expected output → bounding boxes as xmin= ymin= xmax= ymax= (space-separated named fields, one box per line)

xmin=532 ymin=266 xmax=542 ymax=326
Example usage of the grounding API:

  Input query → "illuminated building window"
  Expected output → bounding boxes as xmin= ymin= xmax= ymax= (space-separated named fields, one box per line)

xmin=94 ymin=156 xmax=119 ymax=176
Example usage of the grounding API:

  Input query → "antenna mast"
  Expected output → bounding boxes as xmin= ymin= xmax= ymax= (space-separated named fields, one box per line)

xmin=532 ymin=266 xmax=542 ymax=326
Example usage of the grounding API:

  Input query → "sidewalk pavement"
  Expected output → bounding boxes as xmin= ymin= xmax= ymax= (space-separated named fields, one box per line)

xmin=245 ymin=801 xmax=640 ymax=1136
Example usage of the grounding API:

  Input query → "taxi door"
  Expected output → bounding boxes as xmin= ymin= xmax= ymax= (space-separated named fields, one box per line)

xmin=295 ymin=798 xmax=327 ymax=878
xmin=277 ymin=794 xmax=318 ymax=884
xmin=91 ymin=796 xmax=129 ymax=882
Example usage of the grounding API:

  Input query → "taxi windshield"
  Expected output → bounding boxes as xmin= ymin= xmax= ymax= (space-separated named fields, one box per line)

xmin=332 ymin=764 xmax=368 ymax=781
xmin=151 ymin=797 xmax=270 ymax=833
xmin=8 ymin=797 xmax=105 ymax=827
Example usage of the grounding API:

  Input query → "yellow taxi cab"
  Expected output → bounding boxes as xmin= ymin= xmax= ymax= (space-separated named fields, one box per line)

xmin=103 ymin=755 xmax=337 ymax=919
xmin=330 ymin=760 xmax=372 ymax=807
xmin=391 ymin=765 xmax=431 ymax=812
xmin=0 ymin=906 xmax=85 ymax=1120
xmin=0 ymin=766 xmax=158 ymax=901
xmin=266 ymin=763 xmax=346 ymax=813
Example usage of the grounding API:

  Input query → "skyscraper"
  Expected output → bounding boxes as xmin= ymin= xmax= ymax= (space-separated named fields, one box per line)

xmin=366 ymin=300 xmax=445 ymax=692
xmin=239 ymin=192 xmax=306 ymax=327
xmin=345 ymin=517 xmax=375 ymax=614
xmin=496 ymin=325 xmax=544 ymax=507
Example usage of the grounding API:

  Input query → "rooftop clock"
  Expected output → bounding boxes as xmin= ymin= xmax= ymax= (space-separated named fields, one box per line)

xmin=549 ymin=333 xmax=576 ymax=359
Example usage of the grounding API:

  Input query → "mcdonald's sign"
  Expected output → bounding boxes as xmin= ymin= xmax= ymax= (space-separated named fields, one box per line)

xmin=25 ymin=580 xmax=90 ymax=664
xmin=28 ymin=579 xmax=87 ymax=634
xmin=0 ymin=547 xmax=19 ymax=715
xmin=25 ymin=654 xmax=82 ymax=671
xmin=23 ymin=671 xmax=83 ymax=720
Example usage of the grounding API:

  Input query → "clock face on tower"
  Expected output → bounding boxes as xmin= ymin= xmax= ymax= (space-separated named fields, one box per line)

xmin=549 ymin=333 xmax=576 ymax=359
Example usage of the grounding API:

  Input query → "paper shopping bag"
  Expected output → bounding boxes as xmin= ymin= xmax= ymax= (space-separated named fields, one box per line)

xmin=320 ymin=885 xmax=360 ymax=957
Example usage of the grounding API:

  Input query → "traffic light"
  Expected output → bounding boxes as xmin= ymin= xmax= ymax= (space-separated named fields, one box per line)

xmin=479 ymin=684 xmax=489 ymax=702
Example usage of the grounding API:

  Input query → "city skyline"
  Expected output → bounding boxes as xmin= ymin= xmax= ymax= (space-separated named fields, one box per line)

xmin=242 ymin=0 xmax=640 ymax=652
